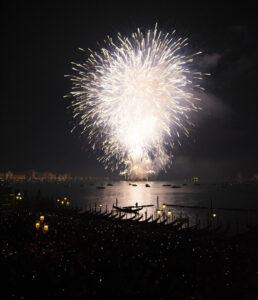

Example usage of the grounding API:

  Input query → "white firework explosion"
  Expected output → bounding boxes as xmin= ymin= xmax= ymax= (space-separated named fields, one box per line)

xmin=65 ymin=25 xmax=207 ymax=179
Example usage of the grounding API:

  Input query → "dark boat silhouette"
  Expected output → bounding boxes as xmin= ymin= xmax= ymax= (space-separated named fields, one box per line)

xmin=172 ymin=185 xmax=181 ymax=188
xmin=132 ymin=184 xmax=137 ymax=186
xmin=107 ymin=183 xmax=113 ymax=186
xmin=145 ymin=184 xmax=150 ymax=187
xmin=163 ymin=184 xmax=171 ymax=186
xmin=96 ymin=186 xmax=105 ymax=189
xmin=113 ymin=205 xmax=143 ymax=213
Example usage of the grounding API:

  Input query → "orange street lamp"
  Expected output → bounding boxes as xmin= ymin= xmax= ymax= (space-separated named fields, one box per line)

xmin=43 ymin=224 xmax=49 ymax=232
xmin=66 ymin=201 xmax=70 ymax=206
xmin=212 ymin=213 xmax=217 ymax=218
xmin=35 ymin=222 xmax=40 ymax=229
xmin=168 ymin=210 xmax=172 ymax=216
xmin=157 ymin=209 xmax=161 ymax=215
xmin=64 ymin=197 xmax=67 ymax=201
xmin=40 ymin=216 xmax=45 ymax=222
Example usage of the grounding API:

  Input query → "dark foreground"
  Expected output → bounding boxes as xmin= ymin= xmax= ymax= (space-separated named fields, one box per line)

xmin=0 ymin=201 xmax=257 ymax=300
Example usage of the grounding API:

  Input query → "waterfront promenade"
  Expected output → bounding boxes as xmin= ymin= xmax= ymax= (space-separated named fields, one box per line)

xmin=0 ymin=196 xmax=257 ymax=299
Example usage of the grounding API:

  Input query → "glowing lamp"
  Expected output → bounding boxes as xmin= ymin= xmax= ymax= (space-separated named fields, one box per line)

xmin=64 ymin=197 xmax=67 ymax=201
xmin=19 ymin=197 xmax=22 ymax=200
xmin=66 ymin=201 xmax=70 ymax=206
xmin=57 ymin=199 xmax=60 ymax=202
xmin=18 ymin=193 xmax=21 ymax=196
xmin=61 ymin=201 xmax=64 ymax=205
xmin=157 ymin=209 xmax=161 ymax=215
xmin=35 ymin=222 xmax=40 ymax=229
xmin=212 ymin=213 xmax=216 ymax=218
xmin=43 ymin=224 xmax=49 ymax=232
xmin=40 ymin=216 xmax=45 ymax=222
xmin=99 ymin=204 xmax=102 ymax=207
xmin=16 ymin=196 xmax=19 ymax=200
xmin=168 ymin=210 xmax=172 ymax=216
xmin=162 ymin=204 xmax=166 ymax=209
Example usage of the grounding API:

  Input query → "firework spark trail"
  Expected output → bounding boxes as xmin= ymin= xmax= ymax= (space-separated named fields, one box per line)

xmin=66 ymin=25 xmax=207 ymax=179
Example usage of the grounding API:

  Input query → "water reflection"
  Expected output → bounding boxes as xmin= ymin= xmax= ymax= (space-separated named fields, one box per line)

xmin=14 ymin=181 xmax=258 ymax=234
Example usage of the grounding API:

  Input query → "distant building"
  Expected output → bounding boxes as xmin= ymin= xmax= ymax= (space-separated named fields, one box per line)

xmin=26 ymin=170 xmax=37 ymax=181
xmin=13 ymin=173 xmax=26 ymax=181
xmin=5 ymin=171 xmax=13 ymax=181
xmin=236 ymin=171 xmax=242 ymax=183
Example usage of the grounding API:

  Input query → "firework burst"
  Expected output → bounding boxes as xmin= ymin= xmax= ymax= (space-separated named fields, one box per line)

xmin=65 ymin=25 xmax=207 ymax=179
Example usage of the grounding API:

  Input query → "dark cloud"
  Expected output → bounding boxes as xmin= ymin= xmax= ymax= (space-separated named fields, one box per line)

xmin=198 ymin=53 xmax=222 ymax=71
xmin=230 ymin=25 xmax=248 ymax=32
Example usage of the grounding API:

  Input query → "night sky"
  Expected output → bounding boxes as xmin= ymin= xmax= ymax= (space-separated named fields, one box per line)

xmin=1 ymin=1 xmax=258 ymax=180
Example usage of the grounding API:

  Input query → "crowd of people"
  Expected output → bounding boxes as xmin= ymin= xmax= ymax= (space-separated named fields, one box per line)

xmin=0 ymin=193 xmax=257 ymax=299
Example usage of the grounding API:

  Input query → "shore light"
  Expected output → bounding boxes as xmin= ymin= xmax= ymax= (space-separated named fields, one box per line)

xmin=64 ymin=197 xmax=67 ymax=201
xmin=40 ymin=216 xmax=45 ymax=222
xmin=66 ymin=201 xmax=70 ymax=206
xmin=162 ymin=203 xmax=166 ymax=209
xmin=57 ymin=199 xmax=60 ymax=202
xmin=61 ymin=201 xmax=64 ymax=205
xmin=168 ymin=210 xmax=172 ymax=216
xmin=157 ymin=209 xmax=161 ymax=215
xmin=43 ymin=224 xmax=49 ymax=232
xmin=16 ymin=196 xmax=19 ymax=200
xmin=99 ymin=204 xmax=102 ymax=207
xmin=18 ymin=193 xmax=21 ymax=196
xmin=35 ymin=222 xmax=40 ymax=229
xmin=212 ymin=213 xmax=217 ymax=218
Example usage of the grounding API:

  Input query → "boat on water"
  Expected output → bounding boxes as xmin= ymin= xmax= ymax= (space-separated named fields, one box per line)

xmin=96 ymin=186 xmax=105 ymax=189
xmin=113 ymin=205 xmax=143 ymax=213
xmin=163 ymin=184 xmax=171 ymax=186
xmin=107 ymin=183 xmax=113 ymax=186
xmin=172 ymin=185 xmax=181 ymax=188
xmin=132 ymin=184 xmax=137 ymax=186
xmin=145 ymin=184 xmax=150 ymax=187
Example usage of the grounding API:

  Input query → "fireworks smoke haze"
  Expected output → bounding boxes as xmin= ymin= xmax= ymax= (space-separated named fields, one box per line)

xmin=66 ymin=25 xmax=206 ymax=179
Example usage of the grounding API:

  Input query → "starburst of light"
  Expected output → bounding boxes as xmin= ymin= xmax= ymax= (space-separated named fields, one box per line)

xmin=65 ymin=25 xmax=208 ymax=179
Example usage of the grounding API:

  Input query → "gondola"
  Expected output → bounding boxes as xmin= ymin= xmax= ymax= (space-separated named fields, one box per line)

xmin=139 ymin=216 xmax=152 ymax=224
xmin=113 ymin=205 xmax=143 ymax=213
xmin=107 ymin=213 xmax=119 ymax=220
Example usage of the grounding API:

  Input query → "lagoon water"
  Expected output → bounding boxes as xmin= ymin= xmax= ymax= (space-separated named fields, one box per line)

xmin=14 ymin=181 xmax=258 ymax=234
